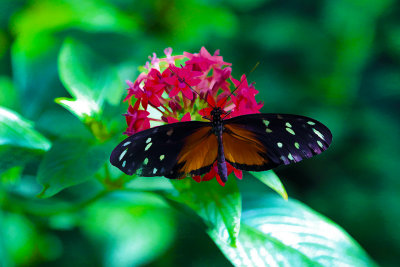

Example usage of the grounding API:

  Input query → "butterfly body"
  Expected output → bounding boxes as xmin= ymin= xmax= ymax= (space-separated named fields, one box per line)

xmin=211 ymin=107 xmax=228 ymax=182
xmin=110 ymin=109 xmax=332 ymax=183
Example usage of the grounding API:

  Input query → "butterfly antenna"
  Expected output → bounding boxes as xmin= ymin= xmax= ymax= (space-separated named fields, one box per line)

xmin=221 ymin=62 xmax=260 ymax=118
xmin=225 ymin=62 xmax=259 ymax=103
xmin=168 ymin=66 xmax=215 ymax=108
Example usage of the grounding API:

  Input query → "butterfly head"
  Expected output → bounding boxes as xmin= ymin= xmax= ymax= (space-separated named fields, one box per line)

xmin=210 ymin=107 xmax=225 ymax=123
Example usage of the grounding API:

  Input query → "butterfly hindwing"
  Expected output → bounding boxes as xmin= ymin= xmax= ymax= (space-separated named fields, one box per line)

xmin=110 ymin=121 xmax=216 ymax=178
xmin=223 ymin=113 xmax=332 ymax=170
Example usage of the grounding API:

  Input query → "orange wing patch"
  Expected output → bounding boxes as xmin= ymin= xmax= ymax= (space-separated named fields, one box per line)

xmin=177 ymin=126 xmax=217 ymax=174
xmin=223 ymin=124 xmax=268 ymax=166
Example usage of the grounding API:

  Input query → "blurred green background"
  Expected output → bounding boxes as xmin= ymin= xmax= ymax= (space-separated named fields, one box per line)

xmin=1 ymin=0 xmax=399 ymax=266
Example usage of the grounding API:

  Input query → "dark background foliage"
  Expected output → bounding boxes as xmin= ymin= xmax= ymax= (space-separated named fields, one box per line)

xmin=0 ymin=0 xmax=399 ymax=266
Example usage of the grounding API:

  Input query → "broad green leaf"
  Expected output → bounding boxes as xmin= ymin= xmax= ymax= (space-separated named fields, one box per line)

xmin=209 ymin=224 xmax=314 ymax=267
xmin=82 ymin=193 xmax=175 ymax=267
xmin=35 ymin=108 xmax=93 ymax=140
xmin=250 ymin=170 xmax=288 ymax=200
xmin=0 ymin=106 xmax=51 ymax=150
xmin=212 ymin=193 xmax=376 ymax=267
xmin=170 ymin=176 xmax=241 ymax=245
xmin=57 ymin=38 xmax=124 ymax=120
xmin=0 ymin=106 xmax=51 ymax=172
xmin=37 ymin=139 xmax=113 ymax=198
xmin=11 ymin=33 xmax=64 ymax=120
xmin=0 ymin=76 xmax=20 ymax=111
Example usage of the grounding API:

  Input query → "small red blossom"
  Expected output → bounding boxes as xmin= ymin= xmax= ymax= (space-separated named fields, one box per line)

xmin=164 ymin=47 xmax=175 ymax=65
xmin=124 ymin=101 xmax=151 ymax=136
xmin=198 ymin=95 xmax=228 ymax=118
xmin=168 ymin=99 xmax=182 ymax=112
xmin=167 ymin=112 xmax=191 ymax=123
xmin=193 ymin=162 xmax=242 ymax=186
xmin=230 ymin=95 xmax=263 ymax=117
xmin=209 ymin=67 xmax=232 ymax=93
xmin=122 ymin=47 xmax=261 ymax=185
xmin=184 ymin=47 xmax=231 ymax=72
xmin=230 ymin=75 xmax=263 ymax=116
xmin=149 ymin=53 xmax=160 ymax=70
xmin=164 ymin=66 xmax=202 ymax=100
xmin=143 ymin=68 xmax=170 ymax=107
xmin=145 ymin=69 xmax=169 ymax=92
xmin=124 ymin=73 xmax=147 ymax=102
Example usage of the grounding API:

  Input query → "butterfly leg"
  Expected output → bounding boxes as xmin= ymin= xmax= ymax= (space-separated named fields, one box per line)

xmin=217 ymin=129 xmax=228 ymax=183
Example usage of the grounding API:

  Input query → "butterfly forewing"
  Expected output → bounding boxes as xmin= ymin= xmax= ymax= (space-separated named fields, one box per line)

xmin=110 ymin=121 xmax=214 ymax=178
xmin=223 ymin=113 xmax=332 ymax=170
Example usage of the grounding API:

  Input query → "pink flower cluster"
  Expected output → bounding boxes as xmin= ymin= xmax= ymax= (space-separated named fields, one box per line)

xmin=124 ymin=47 xmax=263 ymax=185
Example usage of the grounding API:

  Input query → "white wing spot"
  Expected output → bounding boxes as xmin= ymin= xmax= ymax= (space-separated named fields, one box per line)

xmin=295 ymin=142 xmax=300 ymax=149
xmin=144 ymin=158 xmax=149 ymax=165
xmin=286 ymin=128 xmax=295 ymax=135
xmin=317 ymin=140 xmax=324 ymax=148
xmin=122 ymin=141 xmax=131 ymax=146
xmin=146 ymin=137 xmax=152 ymax=144
xmin=313 ymin=128 xmax=325 ymax=140
xmin=145 ymin=142 xmax=152 ymax=151
xmin=277 ymin=142 xmax=283 ymax=148
xmin=160 ymin=155 xmax=165 ymax=161
xmin=285 ymin=122 xmax=292 ymax=128
xmin=122 ymin=161 xmax=126 ymax=167
xmin=166 ymin=129 xmax=173 ymax=136
xmin=119 ymin=149 xmax=127 ymax=161
xmin=263 ymin=120 xmax=270 ymax=127
xmin=288 ymin=153 xmax=294 ymax=160
xmin=266 ymin=128 xmax=273 ymax=133
xmin=307 ymin=121 xmax=316 ymax=125
xmin=153 ymin=168 xmax=157 ymax=174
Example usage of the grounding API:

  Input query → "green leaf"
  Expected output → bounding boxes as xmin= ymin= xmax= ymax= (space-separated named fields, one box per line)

xmin=170 ymin=176 xmax=241 ymax=246
xmin=57 ymin=38 xmax=124 ymax=120
xmin=11 ymin=33 xmax=64 ymax=120
xmin=35 ymin=108 xmax=93 ymax=140
xmin=210 ymin=224 xmax=315 ymax=266
xmin=250 ymin=170 xmax=288 ymax=200
xmin=0 ymin=76 xmax=20 ymax=111
xmin=0 ymin=106 xmax=51 ymax=172
xmin=37 ymin=139 xmax=113 ymax=198
xmin=82 ymin=193 xmax=175 ymax=267
xmin=212 ymin=193 xmax=377 ymax=267
xmin=0 ymin=106 xmax=51 ymax=150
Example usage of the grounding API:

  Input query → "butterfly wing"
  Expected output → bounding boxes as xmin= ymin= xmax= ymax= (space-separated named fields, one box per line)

xmin=110 ymin=121 xmax=218 ymax=178
xmin=222 ymin=113 xmax=332 ymax=171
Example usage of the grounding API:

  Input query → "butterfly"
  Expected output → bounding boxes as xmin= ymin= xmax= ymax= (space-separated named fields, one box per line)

xmin=110 ymin=106 xmax=332 ymax=183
